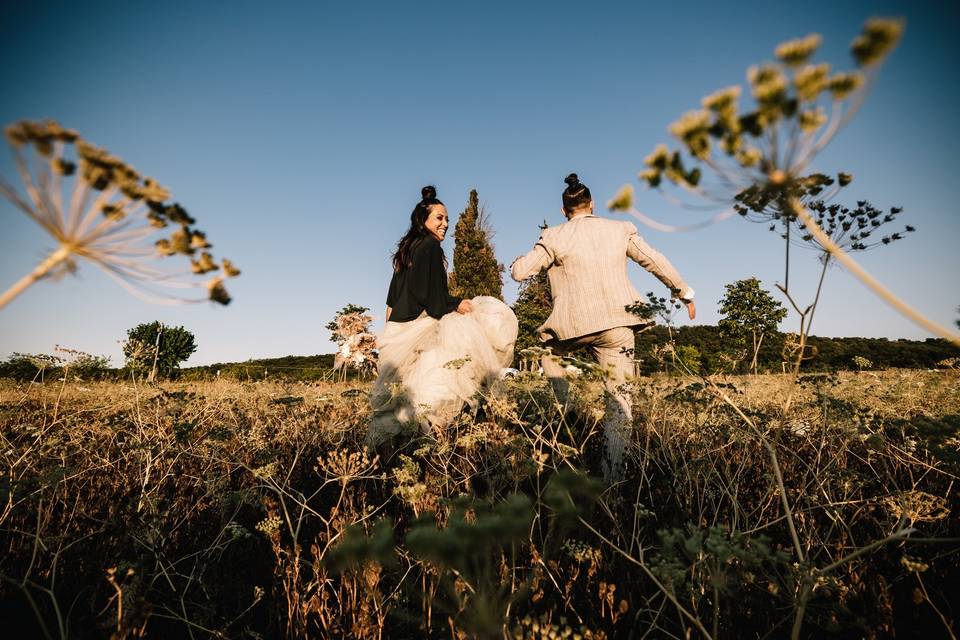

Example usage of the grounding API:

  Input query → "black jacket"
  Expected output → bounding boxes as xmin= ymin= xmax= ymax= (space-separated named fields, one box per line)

xmin=387 ymin=237 xmax=461 ymax=322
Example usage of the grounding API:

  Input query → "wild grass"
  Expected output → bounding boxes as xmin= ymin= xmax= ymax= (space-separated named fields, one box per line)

xmin=1 ymin=369 xmax=957 ymax=639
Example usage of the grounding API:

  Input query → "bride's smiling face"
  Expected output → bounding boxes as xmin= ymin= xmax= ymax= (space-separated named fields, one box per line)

xmin=424 ymin=204 xmax=449 ymax=241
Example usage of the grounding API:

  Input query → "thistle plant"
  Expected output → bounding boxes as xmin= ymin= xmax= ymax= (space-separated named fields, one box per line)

xmin=608 ymin=18 xmax=959 ymax=347
xmin=625 ymin=291 xmax=683 ymax=328
xmin=0 ymin=119 xmax=240 ymax=310
xmin=52 ymin=345 xmax=111 ymax=379
xmin=626 ymin=291 xmax=683 ymax=368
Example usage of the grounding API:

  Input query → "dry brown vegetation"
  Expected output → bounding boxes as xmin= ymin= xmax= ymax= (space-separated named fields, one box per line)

xmin=1 ymin=370 xmax=958 ymax=639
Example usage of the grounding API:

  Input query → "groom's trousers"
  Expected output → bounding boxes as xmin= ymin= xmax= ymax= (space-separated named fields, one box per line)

xmin=541 ymin=326 xmax=635 ymax=481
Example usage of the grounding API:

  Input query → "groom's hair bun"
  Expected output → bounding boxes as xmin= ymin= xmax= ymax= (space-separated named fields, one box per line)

xmin=562 ymin=173 xmax=592 ymax=212
xmin=421 ymin=185 xmax=438 ymax=203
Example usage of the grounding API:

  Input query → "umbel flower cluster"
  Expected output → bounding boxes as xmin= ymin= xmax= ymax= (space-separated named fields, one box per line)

xmin=332 ymin=311 xmax=378 ymax=378
xmin=0 ymin=119 xmax=239 ymax=308
xmin=609 ymin=17 xmax=905 ymax=239
xmin=786 ymin=199 xmax=913 ymax=256
xmin=604 ymin=17 xmax=960 ymax=345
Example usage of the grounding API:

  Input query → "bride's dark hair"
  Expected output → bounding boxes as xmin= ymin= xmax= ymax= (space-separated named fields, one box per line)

xmin=392 ymin=186 xmax=444 ymax=272
xmin=562 ymin=173 xmax=592 ymax=213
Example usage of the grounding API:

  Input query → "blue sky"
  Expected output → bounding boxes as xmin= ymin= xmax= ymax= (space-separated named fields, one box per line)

xmin=1 ymin=1 xmax=958 ymax=366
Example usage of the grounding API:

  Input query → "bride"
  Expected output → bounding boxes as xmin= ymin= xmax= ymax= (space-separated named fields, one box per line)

xmin=368 ymin=186 xmax=518 ymax=446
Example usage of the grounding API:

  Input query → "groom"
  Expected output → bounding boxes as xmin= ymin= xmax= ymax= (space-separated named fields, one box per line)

xmin=510 ymin=174 xmax=695 ymax=481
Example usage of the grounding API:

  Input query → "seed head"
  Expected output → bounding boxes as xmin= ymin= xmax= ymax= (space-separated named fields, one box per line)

xmin=606 ymin=184 xmax=634 ymax=212
xmin=852 ymin=18 xmax=904 ymax=66
xmin=0 ymin=119 xmax=241 ymax=307
xmin=775 ymin=33 xmax=822 ymax=66
xmin=828 ymin=72 xmax=864 ymax=100
xmin=794 ymin=63 xmax=831 ymax=101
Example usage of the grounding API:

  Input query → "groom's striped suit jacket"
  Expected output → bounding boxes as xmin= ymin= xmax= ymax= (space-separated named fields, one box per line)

xmin=510 ymin=213 xmax=693 ymax=342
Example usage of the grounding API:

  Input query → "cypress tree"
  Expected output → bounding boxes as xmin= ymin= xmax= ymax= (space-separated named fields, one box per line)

xmin=449 ymin=189 xmax=504 ymax=300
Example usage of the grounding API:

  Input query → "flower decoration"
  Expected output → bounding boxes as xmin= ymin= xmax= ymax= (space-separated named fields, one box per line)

xmin=331 ymin=311 xmax=378 ymax=378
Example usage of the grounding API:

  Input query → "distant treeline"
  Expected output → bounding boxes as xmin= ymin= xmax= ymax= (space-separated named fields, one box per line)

xmin=178 ymin=354 xmax=339 ymax=381
xmin=0 ymin=353 xmax=340 ymax=383
xmin=2 ymin=328 xmax=957 ymax=382
xmin=635 ymin=325 xmax=959 ymax=375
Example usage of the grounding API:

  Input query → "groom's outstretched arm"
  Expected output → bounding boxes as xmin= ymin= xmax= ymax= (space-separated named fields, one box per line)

xmin=625 ymin=224 xmax=694 ymax=302
xmin=510 ymin=238 xmax=553 ymax=282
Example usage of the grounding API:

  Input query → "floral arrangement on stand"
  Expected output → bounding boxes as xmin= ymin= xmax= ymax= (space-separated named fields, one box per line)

xmin=332 ymin=311 xmax=378 ymax=381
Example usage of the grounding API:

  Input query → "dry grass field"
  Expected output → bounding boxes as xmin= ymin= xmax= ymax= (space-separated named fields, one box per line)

xmin=1 ymin=369 xmax=958 ymax=639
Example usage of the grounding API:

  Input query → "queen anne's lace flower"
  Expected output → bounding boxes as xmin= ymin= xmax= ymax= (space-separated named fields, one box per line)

xmin=1 ymin=120 xmax=239 ymax=308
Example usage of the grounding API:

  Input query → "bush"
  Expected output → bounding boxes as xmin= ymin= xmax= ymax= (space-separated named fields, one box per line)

xmin=0 ymin=347 xmax=111 ymax=382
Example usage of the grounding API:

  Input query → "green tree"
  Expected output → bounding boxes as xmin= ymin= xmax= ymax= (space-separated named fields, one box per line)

xmin=718 ymin=278 xmax=787 ymax=374
xmin=675 ymin=344 xmax=702 ymax=374
xmin=512 ymin=270 xmax=553 ymax=358
xmin=123 ymin=321 xmax=197 ymax=380
xmin=448 ymin=189 xmax=504 ymax=301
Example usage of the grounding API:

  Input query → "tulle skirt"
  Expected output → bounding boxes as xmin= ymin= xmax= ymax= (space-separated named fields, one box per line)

xmin=367 ymin=296 xmax=518 ymax=445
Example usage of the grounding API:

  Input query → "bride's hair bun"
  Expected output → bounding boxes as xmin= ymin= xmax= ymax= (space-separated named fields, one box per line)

xmin=395 ymin=185 xmax=445 ymax=270
xmin=564 ymin=173 xmax=580 ymax=188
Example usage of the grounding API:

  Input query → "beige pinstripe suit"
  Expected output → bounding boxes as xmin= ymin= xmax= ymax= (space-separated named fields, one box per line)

xmin=511 ymin=212 xmax=693 ymax=479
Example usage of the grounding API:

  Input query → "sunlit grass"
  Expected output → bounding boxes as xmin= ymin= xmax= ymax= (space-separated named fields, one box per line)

xmin=1 ymin=369 xmax=956 ymax=638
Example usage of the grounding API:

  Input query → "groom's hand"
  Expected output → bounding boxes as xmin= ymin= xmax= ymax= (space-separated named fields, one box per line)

xmin=685 ymin=300 xmax=696 ymax=320
xmin=457 ymin=300 xmax=474 ymax=314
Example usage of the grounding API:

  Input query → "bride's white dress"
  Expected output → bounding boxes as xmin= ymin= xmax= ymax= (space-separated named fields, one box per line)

xmin=368 ymin=296 xmax=518 ymax=444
